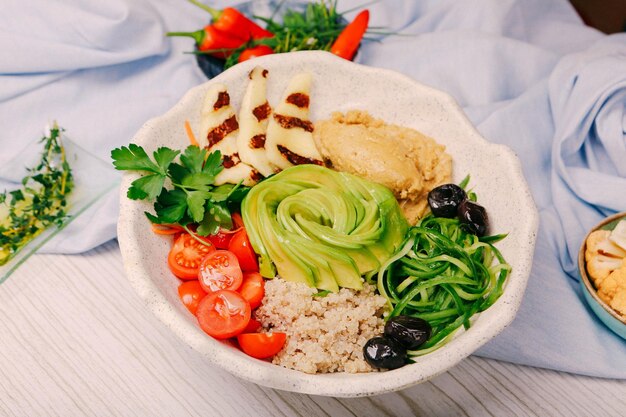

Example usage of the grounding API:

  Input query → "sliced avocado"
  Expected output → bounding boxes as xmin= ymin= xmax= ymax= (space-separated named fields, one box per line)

xmin=272 ymin=234 xmax=316 ymax=287
xmin=343 ymin=246 xmax=380 ymax=275
xmin=241 ymin=164 xmax=409 ymax=292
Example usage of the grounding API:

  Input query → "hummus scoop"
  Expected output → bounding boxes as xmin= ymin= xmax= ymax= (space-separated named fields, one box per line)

xmin=313 ymin=110 xmax=452 ymax=223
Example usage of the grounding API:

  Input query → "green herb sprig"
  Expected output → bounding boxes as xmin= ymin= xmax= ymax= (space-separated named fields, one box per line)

xmin=0 ymin=122 xmax=74 ymax=266
xmin=111 ymin=144 xmax=248 ymax=236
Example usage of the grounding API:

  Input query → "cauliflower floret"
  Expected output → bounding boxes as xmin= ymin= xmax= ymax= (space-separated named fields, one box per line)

xmin=609 ymin=220 xmax=626 ymax=253
xmin=586 ymin=229 xmax=626 ymax=258
xmin=586 ymin=221 xmax=626 ymax=318
xmin=610 ymin=289 xmax=626 ymax=316
xmin=596 ymin=264 xmax=626 ymax=317
xmin=585 ymin=230 xmax=624 ymax=286
xmin=587 ymin=255 xmax=623 ymax=287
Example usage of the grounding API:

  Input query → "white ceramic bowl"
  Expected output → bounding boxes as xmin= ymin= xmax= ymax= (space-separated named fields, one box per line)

xmin=118 ymin=51 xmax=539 ymax=397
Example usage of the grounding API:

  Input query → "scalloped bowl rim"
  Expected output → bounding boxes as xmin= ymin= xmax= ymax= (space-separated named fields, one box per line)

xmin=117 ymin=51 xmax=538 ymax=397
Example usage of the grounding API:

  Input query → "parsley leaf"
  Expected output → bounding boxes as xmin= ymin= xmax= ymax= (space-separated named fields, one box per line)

xmin=181 ymin=172 xmax=214 ymax=191
xmin=167 ymin=163 xmax=189 ymax=184
xmin=127 ymin=174 xmax=165 ymax=200
xmin=187 ymin=190 xmax=211 ymax=222
xmin=112 ymin=145 xmax=180 ymax=201
xmin=179 ymin=146 xmax=207 ymax=174
xmin=149 ymin=188 xmax=187 ymax=224
xmin=154 ymin=148 xmax=180 ymax=172
xmin=111 ymin=143 xmax=247 ymax=235
xmin=112 ymin=144 xmax=161 ymax=173
xmin=203 ymin=149 xmax=224 ymax=177
xmin=197 ymin=202 xmax=233 ymax=236
xmin=211 ymin=182 xmax=248 ymax=203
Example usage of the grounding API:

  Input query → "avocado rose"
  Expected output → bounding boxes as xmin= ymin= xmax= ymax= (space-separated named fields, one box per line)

xmin=242 ymin=164 xmax=409 ymax=292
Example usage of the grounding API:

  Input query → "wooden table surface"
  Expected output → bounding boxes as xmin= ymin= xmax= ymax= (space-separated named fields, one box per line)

xmin=1 ymin=240 xmax=625 ymax=417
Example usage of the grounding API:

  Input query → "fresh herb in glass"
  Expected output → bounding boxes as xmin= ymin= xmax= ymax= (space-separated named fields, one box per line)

xmin=0 ymin=123 xmax=74 ymax=265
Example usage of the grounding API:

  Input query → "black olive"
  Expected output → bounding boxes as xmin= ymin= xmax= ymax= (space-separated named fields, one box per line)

xmin=384 ymin=316 xmax=432 ymax=350
xmin=363 ymin=336 xmax=407 ymax=370
xmin=428 ymin=184 xmax=467 ymax=218
xmin=458 ymin=200 xmax=489 ymax=237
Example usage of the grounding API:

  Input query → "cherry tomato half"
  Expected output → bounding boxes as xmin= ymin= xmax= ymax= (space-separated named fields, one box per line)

xmin=228 ymin=229 xmax=259 ymax=272
xmin=178 ymin=281 xmax=207 ymax=315
xmin=237 ymin=332 xmax=287 ymax=359
xmin=198 ymin=250 xmax=243 ymax=293
xmin=168 ymin=233 xmax=215 ymax=280
xmin=242 ymin=317 xmax=262 ymax=334
xmin=197 ymin=290 xmax=251 ymax=339
xmin=239 ymin=272 xmax=264 ymax=310
xmin=238 ymin=45 xmax=273 ymax=63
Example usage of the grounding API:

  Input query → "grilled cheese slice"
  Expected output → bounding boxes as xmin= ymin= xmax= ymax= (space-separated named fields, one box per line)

xmin=265 ymin=72 xmax=323 ymax=170
xmin=237 ymin=66 xmax=276 ymax=177
xmin=199 ymin=83 xmax=260 ymax=186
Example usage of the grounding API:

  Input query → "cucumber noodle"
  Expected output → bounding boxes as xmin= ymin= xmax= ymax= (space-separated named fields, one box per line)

xmin=374 ymin=214 xmax=511 ymax=356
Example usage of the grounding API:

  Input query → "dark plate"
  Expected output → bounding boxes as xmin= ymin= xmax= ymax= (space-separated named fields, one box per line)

xmin=196 ymin=53 xmax=226 ymax=79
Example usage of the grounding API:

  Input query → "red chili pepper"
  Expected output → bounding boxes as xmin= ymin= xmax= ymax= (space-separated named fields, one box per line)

xmin=238 ymin=45 xmax=274 ymax=63
xmin=189 ymin=0 xmax=273 ymax=41
xmin=167 ymin=25 xmax=245 ymax=58
xmin=330 ymin=9 xmax=369 ymax=60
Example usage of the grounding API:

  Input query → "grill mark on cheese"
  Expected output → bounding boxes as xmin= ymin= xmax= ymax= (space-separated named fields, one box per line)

xmin=250 ymin=170 xmax=263 ymax=182
xmin=214 ymin=91 xmax=230 ymax=110
xmin=273 ymin=114 xmax=314 ymax=132
xmin=252 ymin=102 xmax=271 ymax=122
xmin=206 ymin=115 xmax=239 ymax=148
xmin=222 ymin=153 xmax=241 ymax=169
xmin=277 ymin=145 xmax=323 ymax=166
xmin=286 ymin=93 xmax=310 ymax=109
xmin=250 ymin=134 xmax=266 ymax=149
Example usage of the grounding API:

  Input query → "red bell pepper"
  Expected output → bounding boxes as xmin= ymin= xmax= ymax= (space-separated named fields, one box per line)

xmin=330 ymin=9 xmax=369 ymax=60
xmin=167 ymin=25 xmax=245 ymax=58
xmin=188 ymin=0 xmax=273 ymax=41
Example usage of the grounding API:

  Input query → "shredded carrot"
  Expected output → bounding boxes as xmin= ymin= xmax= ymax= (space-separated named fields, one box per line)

xmin=151 ymin=223 xmax=184 ymax=235
xmin=185 ymin=120 xmax=199 ymax=146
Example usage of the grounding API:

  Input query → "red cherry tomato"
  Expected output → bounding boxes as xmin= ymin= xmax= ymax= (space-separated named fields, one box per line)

xmin=238 ymin=45 xmax=273 ymax=63
xmin=238 ymin=272 xmax=264 ymax=309
xmin=168 ymin=233 xmax=215 ymax=280
xmin=198 ymin=250 xmax=243 ymax=293
xmin=199 ymin=230 xmax=233 ymax=249
xmin=197 ymin=290 xmax=251 ymax=339
xmin=228 ymin=229 xmax=259 ymax=272
xmin=242 ymin=317 xmax=262 ymax=333
xmin=237 ymin=332 xmax=287 ymax=359
xmin=178 ymin=281 xmax=207 ymax=315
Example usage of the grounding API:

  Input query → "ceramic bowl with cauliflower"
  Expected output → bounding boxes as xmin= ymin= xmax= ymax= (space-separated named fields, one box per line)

xmin=579 ymin=211 xmax=626 ymax=339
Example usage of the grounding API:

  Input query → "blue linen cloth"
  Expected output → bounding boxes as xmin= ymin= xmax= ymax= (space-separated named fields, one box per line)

xmin=1 ymin=0 xmax=625 ymax=378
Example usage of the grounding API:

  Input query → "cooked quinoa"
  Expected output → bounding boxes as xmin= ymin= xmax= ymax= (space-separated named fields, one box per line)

xmin=254 ymin=279 xmax=389 ymax=374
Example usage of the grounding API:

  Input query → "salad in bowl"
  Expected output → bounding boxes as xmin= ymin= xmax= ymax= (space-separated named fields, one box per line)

xmin=115 ymin=51 xmax=538 ymax=396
